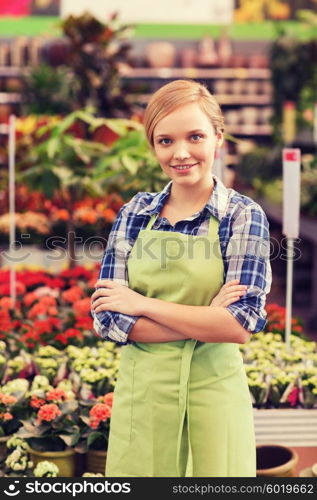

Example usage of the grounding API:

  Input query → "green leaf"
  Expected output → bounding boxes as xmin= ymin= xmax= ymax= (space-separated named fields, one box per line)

xmin=47 ymin=137 xmax=60 ymax=159
xmin=121 ymin=154 xmax=138 ymax=175
xmin=41 ymin=170 xmax=60 ymax=198
xmin=59 ymin=400 xmax=78 ymax=416
xmin=59 ymin=431 xmax=80 ymax=447
xmin=51 ymin=166 xmax=73 ymax=183
xmin=54 ymin=112 xmax=78 ymax=135
xmin=87 ymin=431 xmax=103 ymax=448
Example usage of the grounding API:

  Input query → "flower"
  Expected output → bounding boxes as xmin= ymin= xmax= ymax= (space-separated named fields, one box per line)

xmin=30 ymin=396 xmax=46 ymax=409
xmin=62 ymin=286 xmax=84 ymax=303
xmin=82 ymin=472 xmax=104 ymax=477
xmin=76 ymin=392 xmax=113 ymax=453
xmin=98 ymin=392 xmax=114 ymax=408
xmin=0 ymin=381 xmax=29 ymax=437
xmin=265 ymin=303 xmax=306 ymax=339
xmin=46 ymin=389 xmax=68 ymax=403
xmin=33 ymin=460 xmax=59 ymax=477
xmin=5 ymin=448 xmax=33 ymax=472
xmin=73 ymin=297 xmax=91 ymax=317
xmin=37 ymin=404 xmax=62 ymax=424
xmin=89 ymin=403 xmax=111 ymax=429
xmin=18 ymin=388 xmax=79 ymax=452
xmin=6 ymin=435 xmax=29 ymax=452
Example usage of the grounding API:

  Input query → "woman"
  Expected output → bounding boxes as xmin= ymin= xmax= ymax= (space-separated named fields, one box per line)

xmin=91 ymin=80 xmax=272 ymax=477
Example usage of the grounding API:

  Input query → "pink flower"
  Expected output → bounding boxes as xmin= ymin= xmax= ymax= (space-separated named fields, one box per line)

xmin=46 ymin=389 xmax=68 ymax=402
xmin=37 ymin=403 xmax=62 ymax=423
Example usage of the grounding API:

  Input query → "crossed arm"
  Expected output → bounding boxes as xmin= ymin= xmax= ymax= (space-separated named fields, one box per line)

xmin=91 ymin=280 xmax=250 ymax=344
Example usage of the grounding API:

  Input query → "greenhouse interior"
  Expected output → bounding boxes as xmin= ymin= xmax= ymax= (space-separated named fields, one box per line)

xmin=0 ymin=0 xmax=317 ymax=480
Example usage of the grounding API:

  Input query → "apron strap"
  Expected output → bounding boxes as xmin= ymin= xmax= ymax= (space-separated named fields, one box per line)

xmin=207 ymin=215 xmax=219 ymax=239
xmin=145 ymin=214 xmax=158 ymax=231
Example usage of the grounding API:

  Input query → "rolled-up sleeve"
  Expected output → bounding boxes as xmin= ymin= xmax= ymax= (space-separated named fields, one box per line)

xmin=225 ymin=203 xmax=272 ymax=333
xmin=91 ymin=197 xmax=141 ymax=344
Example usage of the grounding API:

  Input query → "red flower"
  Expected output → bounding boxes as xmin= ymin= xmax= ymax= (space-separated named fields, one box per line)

xmin=99 ymin=392 xmax=114 ymax=409
xmin=0 ymin=412 xmax=13 ymax=421
xmin=55 ymin=328 xmax=83 ymax=345
xmin=46 ymin=277 xmax=65 ymax=289
xmin=54 ymin=333 xmax=68 ymax=345
xmin=89 ymin=402 xmax=111 ymax=429
xmin=64 ymin=328 xmax=83 ymax=338
xmin=0 ymin=392 xmax=17 ymax=405
xmin=0 ymin=310 xmax=14 ymax=332
xmin=74 ymin=317 xmax=93 ymax=330
xmin=288 ymin=387 xmax=299 ymax=407
xmin=23 ymin=292 xmax=38 ymax=307
xmin=46 ymin=389 xmax=68 ymax=402
xmin=0 ymin=297 xmax=15 ymax=310
xmin=73 ymin=297 xmax=91 ymax=317
xmin=37 ymin=403 xmax=62 ymax=423
xmin=0 ymin=281 xmax=26 ymax=297
xmin=30 ymin=396 xmax=46 ymax=409
xmin=62 ymin=286 xmax=84 ymax=303
xmin=27 ymin=296 xmax=57 ymax=319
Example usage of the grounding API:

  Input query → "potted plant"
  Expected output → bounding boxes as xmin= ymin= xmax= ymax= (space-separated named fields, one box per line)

xmin=76 ymin=392 xmax=113 ymax=475
xmin=17 ymin=387 xmax=80 ymax=477
xmin=16 ymin=109 xmax=141 ymax=266
xmin=93 ymin=127 xmax=166 ymax=199
xmin=0 ymin=378 xmax=29 ymax=457
xmin=60 ymin=11 xmax=134 ymax=117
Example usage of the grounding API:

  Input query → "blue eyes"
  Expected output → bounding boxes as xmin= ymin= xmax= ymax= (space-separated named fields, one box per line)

xmin=191 ymin=134 xmax=203 ymax=141
xmin=158 ymin=134 xmax=203 ymax=145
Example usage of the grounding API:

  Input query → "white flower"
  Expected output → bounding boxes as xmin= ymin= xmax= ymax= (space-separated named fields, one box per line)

xmin=33 ymin=461 xmax=59 ymax=477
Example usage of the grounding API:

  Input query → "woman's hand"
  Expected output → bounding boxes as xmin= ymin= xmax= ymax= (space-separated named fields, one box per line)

xmin=91 ymin=280 xmax=147 ymax=316
xmin=210 ymin=279 xmax=247 ymax=308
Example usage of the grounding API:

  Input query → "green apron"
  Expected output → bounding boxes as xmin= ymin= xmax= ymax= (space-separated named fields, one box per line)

xmin=106 ymin=213 xmax=256 ymax=477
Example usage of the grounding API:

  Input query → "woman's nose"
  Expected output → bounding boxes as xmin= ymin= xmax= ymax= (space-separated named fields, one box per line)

xmin=173 ymin=143 xmax=190 ymax=160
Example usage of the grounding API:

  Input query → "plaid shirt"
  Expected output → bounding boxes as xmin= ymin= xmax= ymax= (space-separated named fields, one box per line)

xmin=92 ymin=176 xmax=272 ymax=344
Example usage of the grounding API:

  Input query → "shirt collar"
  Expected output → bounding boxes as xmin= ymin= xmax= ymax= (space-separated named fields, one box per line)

xmin=137 ymin=175 xmax=230 ymax=222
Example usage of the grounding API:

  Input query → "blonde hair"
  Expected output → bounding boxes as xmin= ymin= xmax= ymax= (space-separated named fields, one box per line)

xmin=143 ymin=79 xmax=224 ymax=146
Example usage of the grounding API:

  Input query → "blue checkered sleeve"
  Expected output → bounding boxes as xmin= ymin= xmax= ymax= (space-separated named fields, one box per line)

xmin=91 ymin=195 xmax=142 ymax=344
xmin=225 ymin=203 xmax=272 ymax=333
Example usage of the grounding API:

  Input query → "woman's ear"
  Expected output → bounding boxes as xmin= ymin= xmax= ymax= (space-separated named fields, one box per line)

xmin=216 ymin=131 xmax=224 ymax=148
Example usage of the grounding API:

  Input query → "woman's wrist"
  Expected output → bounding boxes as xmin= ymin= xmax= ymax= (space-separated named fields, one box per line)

xmin=139 ymin=296 xmax=155 ymax=317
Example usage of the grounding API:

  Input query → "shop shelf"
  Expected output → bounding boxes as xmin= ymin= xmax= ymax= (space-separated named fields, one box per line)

xmin=122 ymin=67 xmax=271 ymax=80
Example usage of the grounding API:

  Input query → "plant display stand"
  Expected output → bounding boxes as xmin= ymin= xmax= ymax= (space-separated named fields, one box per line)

xmin=254 ymin=409 xmax=317 ymax=446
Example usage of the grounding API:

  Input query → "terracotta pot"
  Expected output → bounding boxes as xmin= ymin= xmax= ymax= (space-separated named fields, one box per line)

xmin=196 ymin=36 xmax=218 ymax=68
xmin=28 ymin=446 xmax=76 ymax=477
xmin=86 ymin=449 xmax=107 ymax=475
xmin=248 ymin=54 xmax=269 ymax=69
xmin=145 ymin=42 xmax=176 ymax=68
xmin=256 ymin=444 xmax=298 ymax=477
xmin=180 ymin=48 xmax=197 ymax=68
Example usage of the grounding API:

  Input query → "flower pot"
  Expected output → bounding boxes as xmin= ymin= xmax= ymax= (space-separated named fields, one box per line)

xmin=145 ymin=42 xmax=176 ymax=68
xmin=256 ymin=445 xmax=298 ymax=477
xmin=28 ymin=447 xmax=76 ymax=477
xmin=86 ymin=449 xmax=107 ymax=475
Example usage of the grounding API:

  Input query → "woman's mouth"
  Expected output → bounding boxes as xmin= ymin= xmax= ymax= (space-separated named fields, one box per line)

xmin=170 ymin=163 xmax=198 ymax=171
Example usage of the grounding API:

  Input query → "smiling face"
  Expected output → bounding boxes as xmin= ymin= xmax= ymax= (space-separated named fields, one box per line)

xmin=153 ymin=102 xmax=223 ymax=189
